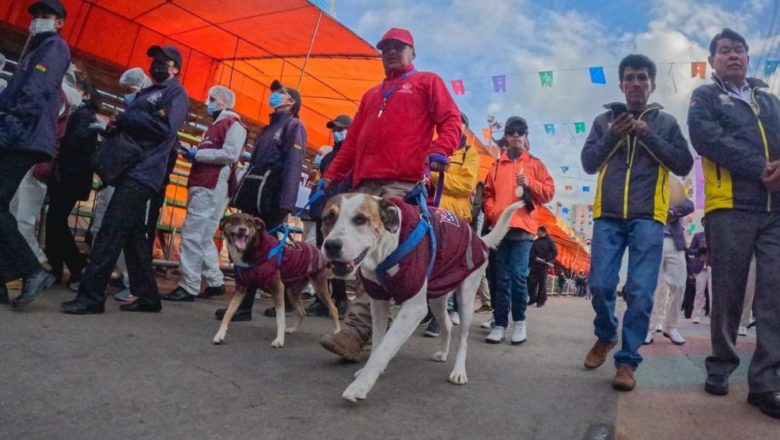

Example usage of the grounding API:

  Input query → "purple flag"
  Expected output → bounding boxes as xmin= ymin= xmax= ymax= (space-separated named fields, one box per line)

xmin=492 ymin=75 xmax=506 ymax=93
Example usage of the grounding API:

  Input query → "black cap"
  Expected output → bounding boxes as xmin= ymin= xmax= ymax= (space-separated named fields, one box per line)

xmin=327 ymin=114 xmax=353 ymax=129
xmin=270 ymin=80 xmax=302 ymax=117
xmin=504 ymin=116 xmax=528 ymax=135
xmin=147 ymin=45 xmax=183 ymax=69
xmin=28 ymin=0 xmax=66 ymax=18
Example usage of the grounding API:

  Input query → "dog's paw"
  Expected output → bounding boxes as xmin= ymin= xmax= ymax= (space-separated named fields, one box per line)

xmin=271 ymin=338 xmax=285 ymax=348
xmin=212 ymin=333 xmax=224 ymax=345
xmin=284 ymin=328 xmax=297 ymax=335
xmin=342 ymin=381 xmax=370 ymax=403
xmin=430 ymin=351 xmax=448 ymax=362
xmin=448 ymin=369 xmax=468 ymax=385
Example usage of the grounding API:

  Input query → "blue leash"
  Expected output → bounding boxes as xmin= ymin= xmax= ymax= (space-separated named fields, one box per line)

xmin=265 ymin=180 xmax=325 ymax=265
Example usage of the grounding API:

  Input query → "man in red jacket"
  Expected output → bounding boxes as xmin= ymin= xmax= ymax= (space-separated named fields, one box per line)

xmin=320 ymin=27 xmax=462 ymax=361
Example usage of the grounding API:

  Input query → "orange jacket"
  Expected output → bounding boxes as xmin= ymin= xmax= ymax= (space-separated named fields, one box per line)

xmin=483 ymin=150 xmax=555 ymax=234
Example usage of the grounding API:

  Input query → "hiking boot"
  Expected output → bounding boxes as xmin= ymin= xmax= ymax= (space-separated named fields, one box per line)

xmin=612 ymin=366 xmax=636 ymax=391
xmin=584 ymin=340 xmax=617 ymax=369
xmin=320 ymin=330 xmax=367 ymax=362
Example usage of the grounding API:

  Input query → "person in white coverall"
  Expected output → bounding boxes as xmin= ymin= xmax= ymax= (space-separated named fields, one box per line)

xmin=88 ymin=67 xmax=152 ymax=302
xmin=10 ymin=64 xmax=82 ymax=269
xmin=163 ymin=85 xmax=246 ymax=302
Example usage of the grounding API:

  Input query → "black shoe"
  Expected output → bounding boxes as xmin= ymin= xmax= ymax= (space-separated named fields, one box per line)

xmin=748 ymin=391 xmax=780 ymax=419
xmin=306 ymin=299 xmax=329 ymax=317
xmin=120 ymin=300 xmax=161 ymax=313
xmin=424 ymin=319 xmax=440 ymax=337
xmin=419 ymin=310 xmax=434 ymax=327
xmin=0 ymin=283 xmax=9 ymax=305
xmin=536 ymin=302 xmax=545 ymax=308
xmin=162 ymin=287 xmax=195 ymax=302
xmin=201 ymin=285 xmax=225 ymax=299
xmin=215 ymin=307 xmax=252 ymax=321
xmin=264 ymin=304 xmax=293 ymax=317
xmin=61 ymin=299 xmax=105 ymax=315
xmin=11 ymin=270 xmax=55 ymax=309
xmin=704 ymin=374 xmax=729 ymax=396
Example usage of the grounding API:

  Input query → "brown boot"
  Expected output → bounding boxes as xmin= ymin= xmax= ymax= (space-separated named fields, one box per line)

xmin=320 ymin=330 xmax=367 ymax=362
xmin=584 ymin=340 xmax=617 ymax=369
xmin=612 ymin=366 xmax=636 ymax=391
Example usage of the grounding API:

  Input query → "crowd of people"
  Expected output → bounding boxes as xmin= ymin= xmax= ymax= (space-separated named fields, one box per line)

xmin=0 ymin=0 xmax=778 ymax=420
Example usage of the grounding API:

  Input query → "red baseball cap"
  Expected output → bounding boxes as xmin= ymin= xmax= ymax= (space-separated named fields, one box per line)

xmin=377 ymin=27 xmax=414 ymax=51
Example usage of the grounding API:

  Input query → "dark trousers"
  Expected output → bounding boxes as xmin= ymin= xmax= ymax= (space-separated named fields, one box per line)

xmin=0 ymin=151 xmax=44 ymax=282
xmin=705 ymin=210 xmax=780 ymax=393
xmin=45 ymin=186 xmax=86 ymax=281
xmin=528 ymin=265 xmax=548 ymax=304
xmin=76 ymin=178 xmax=159 ymax=305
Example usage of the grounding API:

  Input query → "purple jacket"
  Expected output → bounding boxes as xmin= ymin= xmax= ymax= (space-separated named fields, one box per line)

xmin=665 ymin=199 xmax=694 ymax=251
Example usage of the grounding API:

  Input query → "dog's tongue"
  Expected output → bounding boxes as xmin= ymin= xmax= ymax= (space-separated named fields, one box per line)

xmin=234 ymin=236 xmax=247 ymax=251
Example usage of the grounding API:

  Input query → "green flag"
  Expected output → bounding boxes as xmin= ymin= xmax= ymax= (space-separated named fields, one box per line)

xmin=539 ymin=71 xmax=553 ymax=88
xmin=574 ymin=122 xmax=586 ymax=133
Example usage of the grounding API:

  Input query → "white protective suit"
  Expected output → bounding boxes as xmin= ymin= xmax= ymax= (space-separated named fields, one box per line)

xmin=178 ymin=108 xmax=246 ymax=295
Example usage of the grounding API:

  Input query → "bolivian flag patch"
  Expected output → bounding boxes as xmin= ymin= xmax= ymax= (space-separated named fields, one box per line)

xmin=34 ymin=63 xmax=47 ymax=73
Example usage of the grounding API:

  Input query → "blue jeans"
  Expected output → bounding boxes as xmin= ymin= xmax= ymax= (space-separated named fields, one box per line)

xmin=492 ymin=239 xmax=533 ymax=327
xmin=589 ymin=218 xmax=664 ymax=369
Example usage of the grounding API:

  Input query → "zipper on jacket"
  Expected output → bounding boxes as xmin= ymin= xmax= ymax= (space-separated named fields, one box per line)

xmin=715 ymin=165 xmax=722 ymax=188
xmin=660 ymin=172 xmax=666 ymax=203
xmin=751 ymin=88 xmax=772 ymax=212
xmin=621 ymin=107 xmax=653 ymax=219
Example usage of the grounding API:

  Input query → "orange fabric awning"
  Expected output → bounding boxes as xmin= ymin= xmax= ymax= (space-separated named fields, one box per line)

xmin=2 ymin=0 xmax=386 ymax=148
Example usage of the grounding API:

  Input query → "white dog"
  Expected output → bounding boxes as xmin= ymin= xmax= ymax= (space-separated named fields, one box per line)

xmin=320 ymin=193 xmax=524 ymax=402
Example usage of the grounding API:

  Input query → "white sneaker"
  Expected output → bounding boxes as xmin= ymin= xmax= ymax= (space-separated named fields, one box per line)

xmin=644 ymin=331 xmax=654 ymax=345
xmin=480 ymin=319 xmax=495 ymax=329
xmin=693 ymin=317 xmax=700 ymax=324
xmin=663 ymin=328 xmax=686 ymax=345
xmin=450 ymin=312 xmax=460 ymax=326
xmin=510 ymin=321 xmax=527 ymax=344
xmin=485 ymin=326 xmax=506 ymax=344
xmin=655 ymin=323 xmax=663 ymax=333
xmin=738 ymin=325 xmax=748 ymax=337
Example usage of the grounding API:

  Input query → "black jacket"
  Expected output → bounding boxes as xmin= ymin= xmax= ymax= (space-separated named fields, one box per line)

xmin=582 ymin=103 xmax=693 ymax=223
xmin=55 ymin=105 xmax=98 ymax=200
xmin=688 ymin=76 xmax=780 ymax=214
xmin=530 ymin=235 xmax=557 ymax=267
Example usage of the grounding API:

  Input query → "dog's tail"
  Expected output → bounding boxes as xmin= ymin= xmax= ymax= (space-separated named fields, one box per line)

xmin=480 ymin=200 xmax=526 ymax=249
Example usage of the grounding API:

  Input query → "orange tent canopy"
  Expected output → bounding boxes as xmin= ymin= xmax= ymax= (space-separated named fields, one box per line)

xmin=1 ymin=0 xmax=386 ymax=147
xmin=536 ymin=206 xmax=590 ymax=273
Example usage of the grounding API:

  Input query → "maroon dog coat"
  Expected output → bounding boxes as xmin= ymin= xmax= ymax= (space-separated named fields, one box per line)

xmin=362 ymin=197 xmax=488 ymax=304
xmin=236 ymin=231 xmax=326 ymax=289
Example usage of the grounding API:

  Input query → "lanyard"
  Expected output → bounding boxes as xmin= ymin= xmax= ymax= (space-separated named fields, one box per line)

xmin=378 ymin=69 xmax=417 ymax=118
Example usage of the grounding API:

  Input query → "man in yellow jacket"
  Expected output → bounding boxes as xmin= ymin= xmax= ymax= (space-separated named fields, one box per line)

xmin=430 ymin=113 xmax=481 ymax=222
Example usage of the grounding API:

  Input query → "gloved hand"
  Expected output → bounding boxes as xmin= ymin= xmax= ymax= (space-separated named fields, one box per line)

xmin=182 ymin=147 xmax=198 ymax=162
xmin=428 ymin=153 xmax=449 ymax=172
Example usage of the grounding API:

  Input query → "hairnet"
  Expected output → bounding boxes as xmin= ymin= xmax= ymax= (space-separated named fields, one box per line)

xmin=119 ymin=67 xmax=152 ymax=91
xmin=208 ymin=85 xmax=236 ymax=109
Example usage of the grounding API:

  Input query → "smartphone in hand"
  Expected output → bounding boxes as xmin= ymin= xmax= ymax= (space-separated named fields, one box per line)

xmin=611 ymin=103 xmax=628 ymax=118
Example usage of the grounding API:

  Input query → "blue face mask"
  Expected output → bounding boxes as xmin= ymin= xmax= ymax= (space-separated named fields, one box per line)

xmin=122 ymin=94 xmax=136 ymax=105
xmin=206 ymin=102 xmax=219 ymax=117
xmin=333 ymin=131 xmax=346 ymax=143
xmin=268 ymin=92 xmax=285 ymax=109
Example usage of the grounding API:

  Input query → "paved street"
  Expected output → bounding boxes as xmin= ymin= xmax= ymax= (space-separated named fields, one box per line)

xmin=0 ymin=284 xmax=775 ymax=439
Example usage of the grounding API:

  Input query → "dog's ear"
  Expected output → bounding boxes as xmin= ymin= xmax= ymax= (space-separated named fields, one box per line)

xmin=219 ymin=216 xmax=230 ymax=231
xmin=253 ymin=217 xmax=265 ymax=232
xmin=378 ymin=199 xmax=400 ymax=233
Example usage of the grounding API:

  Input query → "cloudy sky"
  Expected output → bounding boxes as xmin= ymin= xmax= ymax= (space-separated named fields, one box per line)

xmin=329 ymin=0 xmax=780 ymax=208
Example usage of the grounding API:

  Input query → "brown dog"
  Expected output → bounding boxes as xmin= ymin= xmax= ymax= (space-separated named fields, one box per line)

xmin=213 ymin=213 xmax=340 ymax=347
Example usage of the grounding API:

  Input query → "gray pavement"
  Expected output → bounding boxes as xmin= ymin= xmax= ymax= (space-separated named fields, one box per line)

xmin=1 ymin=286 xmax=617 ymax=440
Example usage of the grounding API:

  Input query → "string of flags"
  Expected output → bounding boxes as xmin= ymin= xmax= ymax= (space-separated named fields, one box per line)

xmin=450 ymin=60 xmax=780 ymax=95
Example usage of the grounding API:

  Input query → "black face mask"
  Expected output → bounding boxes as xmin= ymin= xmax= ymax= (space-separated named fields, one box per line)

xmin=149 ymin=60 xmax=170 ymax=83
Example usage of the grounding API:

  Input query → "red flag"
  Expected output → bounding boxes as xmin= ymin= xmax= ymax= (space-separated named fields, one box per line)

xmin=451 ymin=79 xmax=465 ymax=95
xmin=691 ymin=62 xmax=707 ymax=79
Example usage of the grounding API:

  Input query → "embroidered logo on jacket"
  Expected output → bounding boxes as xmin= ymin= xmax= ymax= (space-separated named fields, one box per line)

xmin=718 ymin=94 xmax=734 ymax=106
xmin=435 ymin=209 xmax=461 ymax=227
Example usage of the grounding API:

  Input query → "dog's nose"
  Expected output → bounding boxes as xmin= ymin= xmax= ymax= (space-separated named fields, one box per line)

xmin=323 ymin=239 xmax=343 ymax=258
xmin=238 ymin=227 xmax=247 ymax=234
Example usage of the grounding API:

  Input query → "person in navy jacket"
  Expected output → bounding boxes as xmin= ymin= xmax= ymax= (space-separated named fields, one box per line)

xmin=0 ymin=0 xmax=70 ymax=309
xmin=62 ymin=45 xmax=190 ymax=315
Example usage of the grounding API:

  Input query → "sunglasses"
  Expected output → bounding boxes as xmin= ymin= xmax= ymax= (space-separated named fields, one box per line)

xmin=505 ymin=129 xmax=526 ymax=137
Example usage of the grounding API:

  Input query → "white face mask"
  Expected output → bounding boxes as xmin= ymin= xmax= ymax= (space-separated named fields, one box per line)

xmin=30 ymin=18 xmax=56 ymax=35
